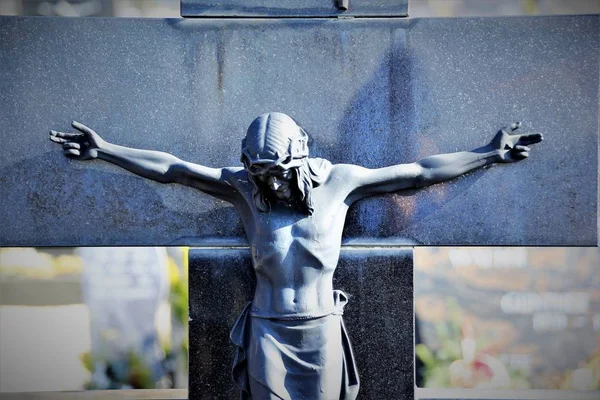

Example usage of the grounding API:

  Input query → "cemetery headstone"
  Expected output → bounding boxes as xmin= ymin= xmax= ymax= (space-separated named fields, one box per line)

xmin=79 ymin=247 xmax=169 ymax=389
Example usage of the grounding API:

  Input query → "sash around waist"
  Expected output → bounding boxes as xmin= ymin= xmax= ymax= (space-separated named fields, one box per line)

xmin=230 ymin=289 xmax=359 ymax=399
xmin=249 ymin=289 xmax=349 ymax=320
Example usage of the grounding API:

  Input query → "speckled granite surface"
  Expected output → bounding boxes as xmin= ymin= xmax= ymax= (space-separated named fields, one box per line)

xmin=0 ymin=15 xmax=597 ymax=246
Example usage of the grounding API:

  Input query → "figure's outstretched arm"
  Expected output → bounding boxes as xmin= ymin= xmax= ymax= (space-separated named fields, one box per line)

xmin=49 ymin=121 xmax=241 ymax=202
xmin=343 ymin=122 xmax=543 ymax=203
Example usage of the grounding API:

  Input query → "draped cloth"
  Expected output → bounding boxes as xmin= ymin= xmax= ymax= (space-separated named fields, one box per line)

xmin=230 ymin=290 xmax=360 ymax=400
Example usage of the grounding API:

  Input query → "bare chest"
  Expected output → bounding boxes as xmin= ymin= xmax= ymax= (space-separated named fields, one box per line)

xmin=247 ymin=203 xmax=347 ymax=267
xmin=250 ymin=209 xmax=327 ymax=247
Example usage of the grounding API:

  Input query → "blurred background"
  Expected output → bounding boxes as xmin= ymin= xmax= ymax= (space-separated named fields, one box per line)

xmin=1 ymin=248 xmax=188 ymax=392
xmin=0 ymin=0 xmax=598 ymax=18
xmin=415 ymin=248 xmax=600 ymax=392
xmin=1 ymin=0 xmax=599 ymax=396
xmin=2 ymin=247 xmax=598 ymax=393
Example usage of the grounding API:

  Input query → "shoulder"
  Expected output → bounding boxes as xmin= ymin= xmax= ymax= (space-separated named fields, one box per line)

xmin=214 ymin=167 xmax=252 ymax=204
xmin=323 ymin=163 xmax=367 ymax=192
xmin=329 ymin=163 xmax=365 ymax=179
xmin=307 ymin=157 xmax=332 ymax=178
xmin=221 ymin=167 xmax=249 ymax=186
xmin=222 ymin=166 xmax=245 ymax=176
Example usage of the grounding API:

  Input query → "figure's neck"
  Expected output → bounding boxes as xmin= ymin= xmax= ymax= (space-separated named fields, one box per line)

xmin=269 ymin=196 xmax=309 ymax=214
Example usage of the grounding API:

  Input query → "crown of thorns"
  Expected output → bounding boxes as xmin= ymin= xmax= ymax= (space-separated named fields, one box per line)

xmin=241 ymin=128 xmax=309 ymax=172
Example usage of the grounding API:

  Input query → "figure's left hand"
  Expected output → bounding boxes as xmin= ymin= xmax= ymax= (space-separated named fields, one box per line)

xmin=490 ymin=122 xmax=543 ymax=163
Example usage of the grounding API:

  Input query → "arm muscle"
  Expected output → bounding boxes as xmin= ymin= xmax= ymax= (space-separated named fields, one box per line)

xmin=97 ymin=142 xmax=240 ymax=202
xmin=343 ymin=145 xmax=501 ymax=204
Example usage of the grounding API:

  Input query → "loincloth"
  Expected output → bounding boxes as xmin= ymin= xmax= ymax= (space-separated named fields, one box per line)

xmin=230 ymin=290 xmax=359 ymax=400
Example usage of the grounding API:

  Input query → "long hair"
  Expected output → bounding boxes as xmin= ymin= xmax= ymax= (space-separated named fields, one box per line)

xmin=246 ymin=158 xmax=331 ymax=215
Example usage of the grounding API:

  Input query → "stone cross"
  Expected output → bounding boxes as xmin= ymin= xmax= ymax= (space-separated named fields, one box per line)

xmin=0 ymin=1 xmax=597 ymax=399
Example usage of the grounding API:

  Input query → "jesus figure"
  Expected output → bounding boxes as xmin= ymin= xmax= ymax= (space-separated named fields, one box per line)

xmin=50 ymin=112 xmax=542 ymax=399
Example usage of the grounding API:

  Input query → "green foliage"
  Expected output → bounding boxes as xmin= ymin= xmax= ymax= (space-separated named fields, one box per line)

xmin=126 ymin=352 xmax=154 ymax=389
xmin=416 ymin=298 xmax=463 ymax=387
xmin=80 ymin=351 xmax=93 ymax=373
xmin=171 ymin=278 xmax=188 ymax=326
xmin=81 ymin=350 xmax=156 ymax=390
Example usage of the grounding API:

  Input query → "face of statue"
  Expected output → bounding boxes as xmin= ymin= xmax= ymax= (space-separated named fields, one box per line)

xmin=241 ymin=113 xmax=311 ymax=209
xmin=249 ymin=164 xmax=294 ymax=200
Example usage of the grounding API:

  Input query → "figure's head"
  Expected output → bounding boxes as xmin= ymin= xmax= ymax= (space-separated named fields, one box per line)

xmin=241 ymin=112 xmax=314 ymax=213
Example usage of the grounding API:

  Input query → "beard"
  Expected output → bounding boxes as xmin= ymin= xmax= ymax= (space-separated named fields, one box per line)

xmin=274 ymin=187 xmax=293 ymax=200
xmin=249 ymin=160 xmax=314 ymax=214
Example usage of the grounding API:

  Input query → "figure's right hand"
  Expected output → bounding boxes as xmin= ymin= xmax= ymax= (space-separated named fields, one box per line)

xmin=49 ymin=121 xmax=105 ymax=160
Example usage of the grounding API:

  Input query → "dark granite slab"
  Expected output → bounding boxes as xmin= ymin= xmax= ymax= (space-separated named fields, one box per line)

xmin=0 ymin=15 xmax=597 ymax=246
xmin=188 ymin=247 xmax=414 ymax=399
xmin=181 ymin=0 xmax=408 ymax=18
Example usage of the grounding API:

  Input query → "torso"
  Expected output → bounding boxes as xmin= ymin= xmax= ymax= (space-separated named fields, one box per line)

xmin=229 ymin=162 xmax=350 ymax=317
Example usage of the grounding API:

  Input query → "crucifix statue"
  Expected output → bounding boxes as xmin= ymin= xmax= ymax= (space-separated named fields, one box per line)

xmin=50 ymin=112 xmax=542 ymax=399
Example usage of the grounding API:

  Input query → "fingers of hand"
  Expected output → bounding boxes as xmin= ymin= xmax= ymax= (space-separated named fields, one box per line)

xmin=514 ymin=151 xmax=529 ymax=160
xmin=63 ymin=149 xmax=81 ymax=158
xmin=62 ymin=142 xmax=81 ymax=150
xmin=49 ymin=134 xmax=67 ymax=144
xmin=500 ymin=122 xmax=520 ymax=136
xmin=71 ymin=121 xmax=94 ymax=135
xmin=49 ymin=130 xmax=82 ymax=140
xmin=519 ymin=133 xmax=543 ymax=145
xmin=510 ymin=144 xmax=530 ymax=161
